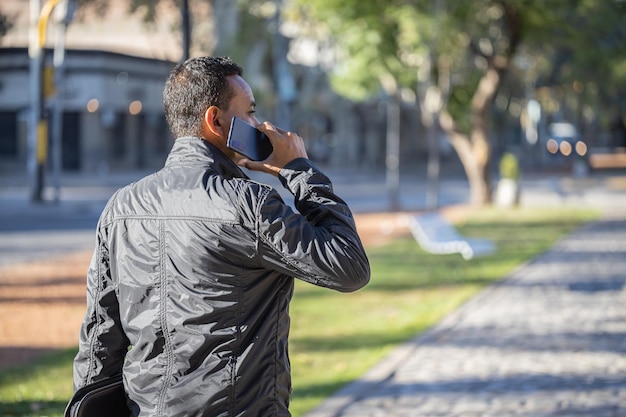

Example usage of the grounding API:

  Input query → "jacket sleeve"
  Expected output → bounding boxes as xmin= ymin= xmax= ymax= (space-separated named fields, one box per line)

xmin=73 ymin=202 xmax=129 ymax=390
xmin=254 ymin=158 xmax=370 ymax=292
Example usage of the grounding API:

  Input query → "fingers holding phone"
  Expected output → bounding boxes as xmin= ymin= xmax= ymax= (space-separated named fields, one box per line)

xmin=259 ymin=122 xmax=308 ymax=163
xmin=231 ymin=118 xmax=308 ymax=176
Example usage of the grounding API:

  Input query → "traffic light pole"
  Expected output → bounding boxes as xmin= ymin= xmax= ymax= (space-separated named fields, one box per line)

xmin=28 ymin=0 xmax=65 ymax=202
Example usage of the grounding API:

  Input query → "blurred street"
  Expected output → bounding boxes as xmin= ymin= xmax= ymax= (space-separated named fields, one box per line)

xmin=1 ymin=166 xmax=626 ymax=267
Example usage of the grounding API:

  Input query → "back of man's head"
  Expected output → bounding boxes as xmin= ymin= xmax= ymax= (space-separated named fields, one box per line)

xmin=163 ymin=56 xmax=243 ymax=139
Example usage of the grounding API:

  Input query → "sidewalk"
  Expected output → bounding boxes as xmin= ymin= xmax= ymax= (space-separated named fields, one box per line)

xmin=303 ymin=211 xmax=626 ymax=417
xmin=3 ymin=168 xmax=626 ymax=266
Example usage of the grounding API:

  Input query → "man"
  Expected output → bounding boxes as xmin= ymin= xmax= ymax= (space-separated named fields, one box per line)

xmin=73 ymin=56 xmax=370 ymax=417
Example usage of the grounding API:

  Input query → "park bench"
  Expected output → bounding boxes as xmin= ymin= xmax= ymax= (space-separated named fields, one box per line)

xmin=407 ymin=212 xmax=495 ymax=260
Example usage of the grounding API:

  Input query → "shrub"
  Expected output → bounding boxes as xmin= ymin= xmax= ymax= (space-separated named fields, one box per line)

xmin=499 ymin=152 xmax=520 ymax=180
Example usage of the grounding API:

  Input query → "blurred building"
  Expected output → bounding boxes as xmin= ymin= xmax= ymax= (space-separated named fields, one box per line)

xmin=0 ymin=47 xmax=174 ymax=174
xmin=0 ymin=0 xmax=432 ymax=178
xmin=0 ymin=0 xmax=183 ymax=176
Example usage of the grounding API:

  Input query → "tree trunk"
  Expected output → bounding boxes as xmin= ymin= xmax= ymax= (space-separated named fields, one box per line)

xmin=438 ymin=66 xmax=503 ymax=206
xmin=468 ymin=66 xmax=501 ymax=205
xmin=439 ymin=123 xmax=488 ymax=207
xmin=438 ymin=3 xmax=521 ymax=206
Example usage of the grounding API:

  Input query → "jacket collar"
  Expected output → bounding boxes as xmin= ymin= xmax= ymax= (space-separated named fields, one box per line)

xmin=165 ymin=136 xmax=248 ymax=180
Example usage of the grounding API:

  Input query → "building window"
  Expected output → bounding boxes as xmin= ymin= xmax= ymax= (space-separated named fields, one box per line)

xmin=0 ymin=112 xmax=17 ymax=157
xmin=111 ymin=112 xmax=126 ymax=159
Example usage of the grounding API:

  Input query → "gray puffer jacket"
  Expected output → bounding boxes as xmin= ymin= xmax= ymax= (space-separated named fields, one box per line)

xmin=73 ymin=137 xmax=370 ymax=417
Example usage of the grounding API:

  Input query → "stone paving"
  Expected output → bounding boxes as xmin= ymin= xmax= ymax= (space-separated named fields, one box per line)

xmin=304 ymin=212 xmax=626 ymax=417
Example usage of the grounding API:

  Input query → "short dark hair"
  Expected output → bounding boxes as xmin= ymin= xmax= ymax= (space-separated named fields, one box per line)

xmin=163 ymin=56 xmax=243 ymax=138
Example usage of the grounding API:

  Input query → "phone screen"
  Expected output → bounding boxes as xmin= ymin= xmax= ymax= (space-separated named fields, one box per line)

xmin=226 ymin=117 xmax=273 ymax=161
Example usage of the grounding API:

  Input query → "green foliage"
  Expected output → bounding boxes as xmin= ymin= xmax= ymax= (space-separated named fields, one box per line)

xmin=74 ymin=0 xmax=626 ymax=125
xmin=288 ymin=0 xmax=435 ymax=100
xmin=506 ymin=0 xmax=626 ymax=118
xmin=0 ymin=208 xmax=599 ymax=417
xmin=446 ymin=72 xmax=482 ymax=134
xmin=288 ymin=0 xmax=626 ymax=123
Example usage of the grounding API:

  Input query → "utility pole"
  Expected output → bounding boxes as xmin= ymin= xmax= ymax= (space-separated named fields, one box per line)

xmin=28 ymin=0 xmax=43 ymax=202
xmin=28 ymin=0 xmax=67 ymax=202
xmin=271 ymin=0 xmax=296 ymax=130
xmin=381 ymin=73 xmax=401 ymax=212
xmin=425 ymin=0 xmax=443 ymax=210
xmin=181 ymin=0 xmax=190 ymax=62
xmin=386 ymin=94 xmax=401 ymax=211
xmin=50 ymin=0 xmax=75 ymax=203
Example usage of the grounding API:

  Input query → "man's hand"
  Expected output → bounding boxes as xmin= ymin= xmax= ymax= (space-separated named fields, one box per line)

xmin=237 ymin=122 xmax=308 ymax=176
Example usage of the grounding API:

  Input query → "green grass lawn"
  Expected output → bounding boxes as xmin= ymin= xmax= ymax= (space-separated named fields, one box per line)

xmin=0 ymin=206 xmax=599 ymax=417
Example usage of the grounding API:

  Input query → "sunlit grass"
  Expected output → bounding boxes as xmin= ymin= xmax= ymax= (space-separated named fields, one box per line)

xmin=0 ymin=348 xmax=75 ymax=417
xmin=0 ymin=207 xmax=599 ymax=417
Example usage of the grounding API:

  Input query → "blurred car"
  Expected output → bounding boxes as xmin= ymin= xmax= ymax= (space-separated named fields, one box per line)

xmin=546 ymin=122 xmax=588 ymax=160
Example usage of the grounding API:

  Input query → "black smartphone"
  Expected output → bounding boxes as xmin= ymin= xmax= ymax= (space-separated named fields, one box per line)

xmin=226 ymin=117 xmax=273 ymax=161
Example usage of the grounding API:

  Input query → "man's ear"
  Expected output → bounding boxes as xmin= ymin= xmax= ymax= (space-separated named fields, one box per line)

xmin=203 ymin=106 xmax=226 ymax=138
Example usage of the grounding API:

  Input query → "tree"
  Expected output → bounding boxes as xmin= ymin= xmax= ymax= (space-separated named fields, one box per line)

xmin=286 ymin=0 xmax=626 ymax=206
xmin=443 ymin=1 xmax=524 ymax=205
xmin=286 ymin=0 xmax=522 ymax=205
xmin=527 ymin=1 xmax=626 ymax=146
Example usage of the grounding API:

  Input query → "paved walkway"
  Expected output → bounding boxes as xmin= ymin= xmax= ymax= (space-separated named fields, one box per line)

xmin=304 ymin=211 xmax=626 ymax=417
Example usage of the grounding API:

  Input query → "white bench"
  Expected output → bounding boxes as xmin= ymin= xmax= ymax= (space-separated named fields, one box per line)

xmin=407 ymin=212 xmax=495 ymax=260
